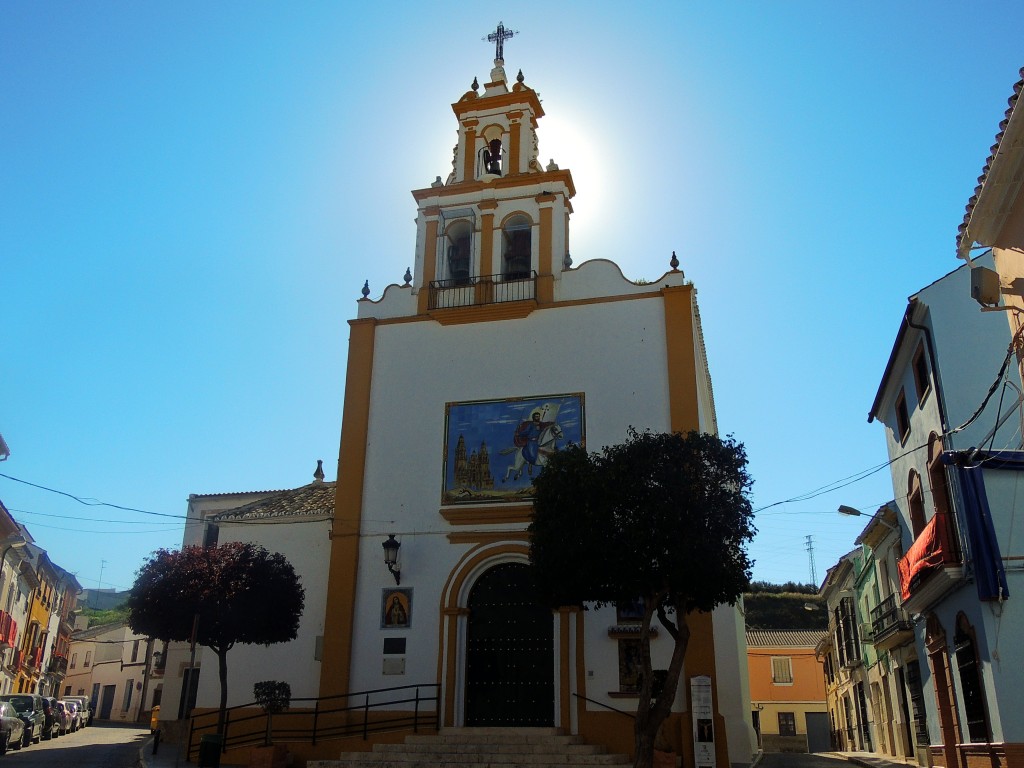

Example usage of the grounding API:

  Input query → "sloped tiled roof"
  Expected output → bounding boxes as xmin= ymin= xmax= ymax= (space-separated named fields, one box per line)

xmin=746 ymin=630 xmax=826 ymax=648
xmin=209 ymin=481 xmax=335 ymax=522
xmin=958 ymin=66 xmax=1024 ymax=254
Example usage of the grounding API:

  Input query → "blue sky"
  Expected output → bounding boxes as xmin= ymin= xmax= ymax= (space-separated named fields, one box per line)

xmin=3 ymin=3 xmax=1023 ymax=594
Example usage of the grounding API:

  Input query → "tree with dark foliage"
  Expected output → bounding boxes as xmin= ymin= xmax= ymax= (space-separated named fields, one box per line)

xmin=127 ymin=543 xmax=305 ymax=733
xmin=529 ymin=430 xmax=755 ymax=768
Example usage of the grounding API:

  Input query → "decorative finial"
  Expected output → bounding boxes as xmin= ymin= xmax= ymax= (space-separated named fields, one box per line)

xmin=361 ymin=280 xmax=370 ymax=299
xmin=313 ymin=459 xmax=325 ymax=483
xmin=669 ymin=251 xmax=679 ymax=270
xmin=563 ymin=252 xmax=573 ymax=269
xmin=516 ymin=69 xmax=524 ymax=84
xmin=472 ymin=76 xmax=479 ymax=92
xmin=484 ymin=21 xmax=518 ymax=61
xmin=403 ymin=267 xmax=412 ymax=286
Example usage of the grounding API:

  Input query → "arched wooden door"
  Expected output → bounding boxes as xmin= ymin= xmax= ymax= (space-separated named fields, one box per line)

xmin=465 ymin=562 xmax=553 ymax=726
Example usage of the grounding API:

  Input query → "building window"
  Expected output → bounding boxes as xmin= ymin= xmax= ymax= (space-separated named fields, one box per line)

xmin=64 ymin=685 xmax=71 ymax=696
xmin=83 ymin=651 xmax=91 ymax=667
xmin=778 ymin=712 xmax=796 ymax=737
xmin=123 ymin=679 xmax=134 ymax=711
xmin=928 ymin=434 xmax=953 ymax=521
xmin=908 ymin=470 xmax=927 ymax=538
xmin=203 ymin=523 xmax=219 ymax=548
xmin=913 ymin=342 xmax=931 ymax=402
xmin=445 ymin=221 xmax=472 ymax=285
xmin=617 ymin=639 xmax=642 ymax=694
xmin=895 ymin=388 xmax=910 ymax=443
xmin=954 ymin=615 xmax=990 ymax=742
xmin=70 ymin=653 xmax=77 ymax=669
xmin=771 ymin=656 xmax=793 ymax=684
xmin=131 ymin=640 xmax=140 ymax=663
xmin=501 ymin=214 xmax=532 ymax=280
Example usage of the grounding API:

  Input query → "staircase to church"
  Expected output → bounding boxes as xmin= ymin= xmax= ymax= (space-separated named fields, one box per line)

xmin=307 ymin=727 xmax=632 ymax=768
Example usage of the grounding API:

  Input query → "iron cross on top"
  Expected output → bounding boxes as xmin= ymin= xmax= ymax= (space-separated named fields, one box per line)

xmin=485 ymin=21 xmax=518 ymax=61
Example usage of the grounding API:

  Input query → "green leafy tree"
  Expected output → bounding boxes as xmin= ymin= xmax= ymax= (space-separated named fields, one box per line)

xmin=126 ymin=543 xmax=305 ymax=733
xmin=529 ymin=430 xmax=755 ymax=768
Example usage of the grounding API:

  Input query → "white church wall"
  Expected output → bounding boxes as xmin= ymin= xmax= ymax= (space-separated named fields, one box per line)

xmin=348 ymin=296 xmax=677 ymax=698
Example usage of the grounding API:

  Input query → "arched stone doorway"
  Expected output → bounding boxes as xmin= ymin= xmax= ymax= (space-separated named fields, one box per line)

xmin=465 ymin=562 xmax=554 ymax=726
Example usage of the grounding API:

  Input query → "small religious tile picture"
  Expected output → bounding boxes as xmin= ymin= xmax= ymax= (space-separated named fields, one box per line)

xmin=442 ymin=393 xmax=585 ymax=504
xmin=381 ymin=588 xmax=412 ymax=629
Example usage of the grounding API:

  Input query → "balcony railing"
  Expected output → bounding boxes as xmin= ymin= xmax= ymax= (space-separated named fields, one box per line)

xmin=898 ymin=512 xmax=964 ymax=613
xmin=870 ymin=593 xmax=914 ymax=650
xmin=428 ymin=272 xmax=537 ymax=310
xmin=47 ymin=655 xmax=68 ymax=676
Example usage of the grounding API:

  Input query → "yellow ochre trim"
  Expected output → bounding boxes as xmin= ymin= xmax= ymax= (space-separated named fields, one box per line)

xmin=413 ymin=169 xmax=576 ymax=201
xmin=509 ymin=119 xmax=521 ymax=176
xmin=441 ymin=504 xmax=533 ymax=526
xmin=320 ymin=317 xmax=377 ymax=701
xmin=478 ymin=212 xmax=494 ymax=278
xmin=662 ymin=285 xmax=700 ymax=433
xmin=538 ymin=205 xmax=554 ymax=301
xmin=462 ymin=126 xmax=477 ymax=184
xmin=451 ymin=89 xmax=544 ymax=121
xmin=447 ymin=530 xmax=530 ymax=545
xmin=430 ymin=300 xmax=537 ymax=325
xmin=417 ymin=218 xmax=440 ymax=315
xmin=558 ymin=606 xmax=578 ymax=731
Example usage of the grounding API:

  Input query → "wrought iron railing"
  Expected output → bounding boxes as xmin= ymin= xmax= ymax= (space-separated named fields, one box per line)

xmin=870 ymin=593 xmax=912 ymax=641
xmin=428 ymin=272 xmax=537 ymax=310
xmin=186 ymin=683 xmax=440 ymax=761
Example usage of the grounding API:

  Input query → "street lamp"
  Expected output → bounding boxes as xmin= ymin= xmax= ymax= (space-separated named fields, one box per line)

xmin=837 ymin=505 xmax=899 ymax=531
xmin=382 ymin=535 xmax=401 ymax=585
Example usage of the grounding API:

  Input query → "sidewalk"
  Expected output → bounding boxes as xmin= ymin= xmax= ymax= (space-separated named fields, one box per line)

xmin=826 ymin=751 xmax=920 ymax=768
xmin=138 ymin=734 xmax=244 ymax=768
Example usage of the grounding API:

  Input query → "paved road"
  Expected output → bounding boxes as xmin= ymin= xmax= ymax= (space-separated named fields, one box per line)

xmin=2 ymin=722 xmax=150 ymax=767
xmin=759 ymin=753 xmax=857 ymax=768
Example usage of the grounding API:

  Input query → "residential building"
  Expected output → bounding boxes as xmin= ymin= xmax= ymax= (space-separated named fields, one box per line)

xmin=158 ymin=467 xmax=333 ymax=721
xmin=746 ymin=630 xmax=828 ymax=753
xmin=66 ymin=622 xmax=158 ymax=723
xmin=869 ymin=256 xmax=1024 ymax=767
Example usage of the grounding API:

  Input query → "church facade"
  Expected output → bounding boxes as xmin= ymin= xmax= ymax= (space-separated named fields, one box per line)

xmin=319 ymin=43 xmax=755 ymax=767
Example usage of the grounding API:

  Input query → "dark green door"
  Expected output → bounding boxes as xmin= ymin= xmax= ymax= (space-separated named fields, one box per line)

xmin=465 ymin=562 xmax=554 ymax=726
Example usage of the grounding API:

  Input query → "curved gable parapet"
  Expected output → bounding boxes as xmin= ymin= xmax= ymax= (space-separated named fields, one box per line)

xmin=555 ymin=258 xmax=687 ymax=302
xmin=357 ymin=282 xmax=418 ymax=320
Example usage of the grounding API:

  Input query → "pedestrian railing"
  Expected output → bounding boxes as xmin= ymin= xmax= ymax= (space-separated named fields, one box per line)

xmin=186 ymin=682 xmax=440 ymax=761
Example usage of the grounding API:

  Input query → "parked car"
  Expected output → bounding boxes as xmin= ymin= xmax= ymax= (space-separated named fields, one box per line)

xmin=65 ymin=695 xmax=91 ymax=727
xmin=52 ymin=700 xmax=71 ymax=737
xmin=60 ymin=700 xmax=81 ymax=732
xmin=0 ymin=702 xmax=24 ymax=754
xmin=40 ymin=697 xmax=59 ymax=740
xmin=0 ymin=694 xmax=45 ymax=746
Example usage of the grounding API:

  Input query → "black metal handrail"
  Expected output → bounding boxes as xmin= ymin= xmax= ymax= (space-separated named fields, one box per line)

xmin=571 ymin=692 xmax=635 ymax=720
xmin=428 ymin=271 xmax=537 ymax=310
xmin=186 ymin=682 xmax=440 ymax=760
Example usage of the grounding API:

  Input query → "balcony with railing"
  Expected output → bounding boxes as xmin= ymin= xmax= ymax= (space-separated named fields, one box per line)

xmin=898 ymin=511 xmax=963 ymax=614
xmin=428 ymin=272 xmax=537 ymax=311
xmin=870 ymin=593 xmax=914 ymax=651
xmin=47 ymin=654 xmax=68 ymax=676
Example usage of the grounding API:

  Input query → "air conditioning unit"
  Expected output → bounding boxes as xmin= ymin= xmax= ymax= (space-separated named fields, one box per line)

xmin=971 ymin=266 xmax=1000 ymax=306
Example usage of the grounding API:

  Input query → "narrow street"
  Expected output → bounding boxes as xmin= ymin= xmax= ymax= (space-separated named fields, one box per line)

xmin=0 ymin=723 xmax=150 ymax=768
xmin=758 ymin=754 xmax=858 ymax=768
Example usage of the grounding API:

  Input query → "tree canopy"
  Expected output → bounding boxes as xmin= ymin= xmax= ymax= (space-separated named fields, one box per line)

xmin=529 ymin=429 xmax=755 ymax=768
xmin=127 ymin=542 xmax=305 ymax=730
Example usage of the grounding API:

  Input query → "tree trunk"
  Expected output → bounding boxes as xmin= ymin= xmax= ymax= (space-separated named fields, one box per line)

xmin=216 ymin=647 xmax=229 ymax=736
xmin=633 ymin=607 xmax=691 ymax=768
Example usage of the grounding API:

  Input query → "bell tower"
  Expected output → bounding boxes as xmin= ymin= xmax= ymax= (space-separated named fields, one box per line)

xmin=411 ymin=23 xmax=575 ymax=314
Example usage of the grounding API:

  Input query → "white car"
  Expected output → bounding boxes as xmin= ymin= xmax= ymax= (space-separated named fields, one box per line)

xmin=0 ymin=701 xmax=25 ymax=753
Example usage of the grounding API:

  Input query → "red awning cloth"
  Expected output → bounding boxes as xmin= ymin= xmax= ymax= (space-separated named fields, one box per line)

xmin=898 ymin=514 xmax=946 ymax=601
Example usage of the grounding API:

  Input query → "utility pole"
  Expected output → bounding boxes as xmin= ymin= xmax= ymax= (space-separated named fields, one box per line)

xmin=805 ymin=535 xmax=817 ymax=586
xmin=97 ymin=559 xmax=108 ymax=601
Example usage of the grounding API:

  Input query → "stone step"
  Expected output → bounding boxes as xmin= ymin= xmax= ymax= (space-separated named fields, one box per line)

xmin=403 ymin=737 xmax=585 ymax=749
xmin=317 ymin=762 xmax=629 ymax=768
xmin=336 ymin=751 xmax=627 ymax=765
xmin=306 ymin=727 xmax=631 ymax=768
xmin=376 ymin=742 xmax=606 ymax=755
